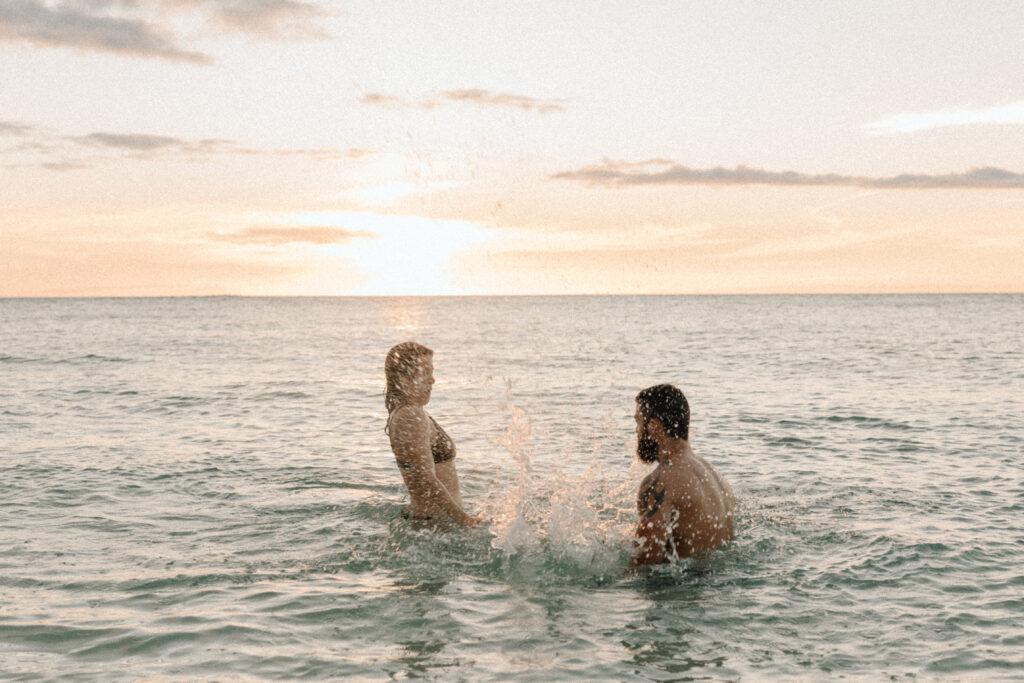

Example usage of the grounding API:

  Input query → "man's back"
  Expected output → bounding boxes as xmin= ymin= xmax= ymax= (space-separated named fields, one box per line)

xmin=633 ymin=446 xmax=735 ymax=564
xmin=663 ymin=448 xmax=735 ymax=556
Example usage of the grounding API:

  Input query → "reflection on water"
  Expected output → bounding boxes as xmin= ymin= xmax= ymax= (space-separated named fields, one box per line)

xmin=380 ymin=296 xmax=429 ymax=334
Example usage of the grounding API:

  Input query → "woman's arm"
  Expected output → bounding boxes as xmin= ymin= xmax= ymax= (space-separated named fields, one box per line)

xmin=389 ymin=408 xmax=478 ymax=527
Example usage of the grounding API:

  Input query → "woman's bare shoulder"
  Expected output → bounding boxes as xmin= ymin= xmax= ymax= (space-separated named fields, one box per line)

xmin=389 ymin=405 xmax=430 ymax=434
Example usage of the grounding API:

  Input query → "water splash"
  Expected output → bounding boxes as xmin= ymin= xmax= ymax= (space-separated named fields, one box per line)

xmin=487 ymin=389 xmax=540 ymax=556
xmin=485 ymin=390 xmax=636 ymax=579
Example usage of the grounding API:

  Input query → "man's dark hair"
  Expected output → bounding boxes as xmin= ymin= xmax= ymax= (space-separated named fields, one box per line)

xmin=636 ymin=384 xmax=690 ymax=440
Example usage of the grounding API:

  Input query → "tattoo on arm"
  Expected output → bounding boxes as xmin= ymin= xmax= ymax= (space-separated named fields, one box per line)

xmin=639 ymin=472 xmax=665 ymax=523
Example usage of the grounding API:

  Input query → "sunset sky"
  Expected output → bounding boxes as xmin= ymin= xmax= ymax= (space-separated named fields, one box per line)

xmin=2 ymin=1 xmax=1022 ymax=296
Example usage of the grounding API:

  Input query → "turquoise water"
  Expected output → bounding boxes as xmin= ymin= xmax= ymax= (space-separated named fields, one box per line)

xmin=2 ymin=295 xmax=1022 ymax=680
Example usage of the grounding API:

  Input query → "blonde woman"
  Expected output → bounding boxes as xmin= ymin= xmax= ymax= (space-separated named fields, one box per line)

xmin=384 ymin=342 xmax=479 ymax=528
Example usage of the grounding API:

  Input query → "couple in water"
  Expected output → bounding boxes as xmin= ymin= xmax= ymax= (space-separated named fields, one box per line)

xmin=384 ymin=341 xmax=735 ymax=566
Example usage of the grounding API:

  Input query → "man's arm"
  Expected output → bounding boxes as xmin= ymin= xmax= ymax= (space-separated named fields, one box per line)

xmin=629 ymin=469 xmax=675 ymax=567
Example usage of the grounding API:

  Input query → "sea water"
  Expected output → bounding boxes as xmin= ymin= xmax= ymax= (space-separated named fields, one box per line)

xmin=1 ymin=295 xmax=1022 ymax=680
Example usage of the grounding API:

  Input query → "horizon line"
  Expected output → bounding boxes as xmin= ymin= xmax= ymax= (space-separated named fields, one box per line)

xmin=2 ymin=291 xmax=1021 ymax=300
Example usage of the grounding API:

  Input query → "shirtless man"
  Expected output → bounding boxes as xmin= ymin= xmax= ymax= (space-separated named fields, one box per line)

xmin=629 ymin=384 xmax=735 ymax=566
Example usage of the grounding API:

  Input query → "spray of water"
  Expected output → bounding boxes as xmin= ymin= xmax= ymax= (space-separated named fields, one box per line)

xmin=484 ymin=388 xmax=640 ymax=579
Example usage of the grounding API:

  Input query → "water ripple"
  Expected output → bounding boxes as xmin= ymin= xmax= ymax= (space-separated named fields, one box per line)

xmin=3 ymin=295 xmax=1023 ymax=680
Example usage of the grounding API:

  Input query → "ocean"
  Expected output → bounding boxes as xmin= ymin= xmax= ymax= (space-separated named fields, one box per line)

xmin=2 ymin=295 xmax=1022 ymax=680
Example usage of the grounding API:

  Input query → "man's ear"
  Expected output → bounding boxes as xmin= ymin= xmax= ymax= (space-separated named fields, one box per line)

xmin=646 ymin=416 xmax=665 ymax=439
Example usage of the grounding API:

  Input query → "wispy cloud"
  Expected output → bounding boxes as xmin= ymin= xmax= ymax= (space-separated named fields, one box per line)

xmin=361 ymin=92 xmax=406 ymax=107
xmin=272 ymin=147 xmax=373 ymax=161
xmin=440 ymin=89 xmax=566 ymax=113
xmin=40 ymin=160 xmax=91 ymax=170
xmin=0 ymin=0 xmax=211 ymax=63
xmin=0 ymin=0 xmax=333 ymax=62
xmin=362 ymin=89 xmax=566 ymax=114
xmin=70 ymin=132 xmax=256 ymax=155
xmin=0 ymin=120 xmax=37 ymax=135
xmin=866 ymin=101 xmax=1024 ymax=134
xmin=207 ymin=226 xmax=375 ymax=246
xmin=1 ymin=122 xmax=374 ymax=169
xmin=202 ymin=0 xmax=331 ymax=39
xmin=75 ymin=132 xmax=187 ymax=150
xmin=552 ymin=159 xmax=1024 ymax=190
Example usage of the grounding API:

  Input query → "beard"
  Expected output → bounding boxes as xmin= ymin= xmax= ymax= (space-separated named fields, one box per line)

xmin=637 ymin=423 xmax=659 ymax=463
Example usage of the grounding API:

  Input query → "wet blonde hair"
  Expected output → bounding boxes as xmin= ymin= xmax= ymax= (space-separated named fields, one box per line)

xmin=384 ymin=342 xmax=433 ymax=430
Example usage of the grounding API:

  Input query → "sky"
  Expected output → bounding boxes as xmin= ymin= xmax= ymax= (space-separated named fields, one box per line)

xmin=1 ymin=0 xmax=1022 ymax=296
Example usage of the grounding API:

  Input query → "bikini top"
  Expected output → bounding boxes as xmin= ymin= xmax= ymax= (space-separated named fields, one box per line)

xmin=428 ymin=415 xmax=456 ymax=464
xmin=392 ymin=409 xmax=456 ymax=469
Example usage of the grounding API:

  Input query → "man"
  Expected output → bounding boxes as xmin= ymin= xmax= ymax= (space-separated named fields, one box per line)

xmin=629 ymin=384 xmax=735 ymax=567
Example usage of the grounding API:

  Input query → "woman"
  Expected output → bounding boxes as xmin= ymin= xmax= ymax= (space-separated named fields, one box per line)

xmin=384 ymin=342 xmax=479 ymax=528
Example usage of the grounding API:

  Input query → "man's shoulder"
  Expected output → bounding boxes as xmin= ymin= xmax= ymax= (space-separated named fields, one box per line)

xmin=640 ymin=465 xmax=662 ymax=486
xmin=641 ymin=462 xmax=676 ymax=491
xmin=658 ymin=458 xmax=703 ymax=500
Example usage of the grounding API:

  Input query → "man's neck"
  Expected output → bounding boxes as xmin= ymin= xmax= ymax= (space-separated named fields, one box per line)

xmin=657 ymin=439 xmax=691 ymax=464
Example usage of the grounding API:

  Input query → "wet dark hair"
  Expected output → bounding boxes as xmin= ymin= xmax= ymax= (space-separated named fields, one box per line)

xmin=636 ymin=384 xmax=689 ymax=440
xmin=384 ymin=341 xmax=433 ymax=416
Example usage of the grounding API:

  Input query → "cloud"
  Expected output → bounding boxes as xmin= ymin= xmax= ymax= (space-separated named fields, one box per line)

xmin=440 ymin=89 xmax=566 ymax=113
xmin=40 ymin=160 xmax=92 ymax=170
xmin=866 ymin=167 xmax=1024 ymax=189
xmin=75 ymin=132 xmax=186 ymax=150
xmin=207 ymin=226 xmax=375 ymax=246
xmin=0 ymin=120 xmax=37 ymax=135
xmin=203 ymin=0 xmax=331 ymax=39
xmin=1 ymin=122 xmax=375 ymax=168
xmin=362 ymin=89 xmax=566 ymax=114
xmin=0 ymin=0 xmax=333 ymax=62
xmin=551 ymin=160 xmax=1024 ymax=190
xmin=71 ymin=132 xmax=249 ymax=154
xmin=866 ymin=101 xmax=1024 ymax=134
xmin=272 ymin=147 xmax=373 ymax=161
xmin=68 ymin=131 xmax=367 ymax=160
xmin=361 ymin=92 xmax=407 ymax=107
xmin=0 ymin=0 xmax=211 ymax=63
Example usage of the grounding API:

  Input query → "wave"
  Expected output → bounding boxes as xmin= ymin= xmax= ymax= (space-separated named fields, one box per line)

xmin=0 ymin=355 xmax=38 ymax=363
xmin=251 ymin=391 xmax=313 ymax=401
xmin=0 ymin=623 xmax=127 ymax=649
xmin=70 ymin=623 xmax=266 ymax=658
xmin=0 ymin=353 xmax=132 ymax=364
xmin=285 ymin=480 xmax=398 ymax=493
xmin=821 ymin=415 xmax=917 ymax=431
